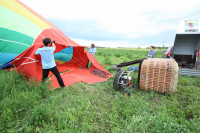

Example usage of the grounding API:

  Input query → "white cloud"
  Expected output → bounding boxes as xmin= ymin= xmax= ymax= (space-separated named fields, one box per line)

xmin=20 ymin=0 xmax=200 ymax=37
xmin=72 ymin=38 xmax=172 ymax=48
xmin=20 ymin=0 xmax=200 ymax=47
xmin=72 ymin=38 xmax=134 ymax=48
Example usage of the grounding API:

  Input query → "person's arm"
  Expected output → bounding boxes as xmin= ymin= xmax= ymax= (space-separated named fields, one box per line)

xmin=93 ymin=48 xmax=96 ymax=55
xmin=147 ymin=51 xmax=150 ymax=57
xmin=35 ymin=49 xmax=40 ymax=55
xmin=52 ymin=41 xmax=56 ymax=50
xmin=152 ymin=51 xmax=156 ymax=58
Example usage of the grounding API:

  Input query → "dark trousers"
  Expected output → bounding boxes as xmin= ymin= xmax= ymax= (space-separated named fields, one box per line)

xmin=42 ymin=66 xmax=65 ymax=87
xmin=86 ymin=61 xmax=91 ymax=68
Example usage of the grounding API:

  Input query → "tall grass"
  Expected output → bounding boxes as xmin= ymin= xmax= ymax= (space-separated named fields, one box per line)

xmin=0 ymin=69 xmax=50 ymax=132
xmin=0 ymin=48 xmax=200 ymax=132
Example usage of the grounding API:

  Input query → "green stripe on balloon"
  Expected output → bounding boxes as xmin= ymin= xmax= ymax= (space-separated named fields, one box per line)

xmin=0 ymin=27 xmax=34 ymax=46
xmin=0 ymin=5 xmax=42 ymax=38
xmin=0 ymin=40 xmax=30 ymax=54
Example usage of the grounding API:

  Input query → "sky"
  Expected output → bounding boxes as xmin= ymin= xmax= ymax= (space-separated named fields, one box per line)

xmin=21 ymin=0 xmax=200 ymax=48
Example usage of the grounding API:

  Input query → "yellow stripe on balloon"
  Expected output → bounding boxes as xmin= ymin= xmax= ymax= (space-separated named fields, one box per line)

xmin=55 ymin=60 xmax=66 ymax=64
xmin=0 ymin=0 xmax=51 ymax=29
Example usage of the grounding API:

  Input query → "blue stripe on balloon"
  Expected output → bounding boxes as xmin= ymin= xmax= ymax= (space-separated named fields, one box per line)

xmin=0 ymin=53 xmax=19 ymax=67
xmin=54 ymin=46 xmax=73 ymax=62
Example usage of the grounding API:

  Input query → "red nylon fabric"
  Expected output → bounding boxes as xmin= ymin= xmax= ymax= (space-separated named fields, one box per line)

xmin=197 ymin=50 xmax=200 ymax=58
xmin=50 ymin=69 xmax=111 ymax=88
xmin=11 ymin=29 xmax=112 ymax=88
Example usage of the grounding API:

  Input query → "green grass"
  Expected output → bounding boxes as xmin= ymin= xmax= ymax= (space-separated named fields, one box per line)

xmin=0 ymin=48 xmax=200 ymax=132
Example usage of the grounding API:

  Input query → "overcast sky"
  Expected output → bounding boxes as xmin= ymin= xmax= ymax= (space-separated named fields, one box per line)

xmin=21 ymin=0 xmax=200 ymax=48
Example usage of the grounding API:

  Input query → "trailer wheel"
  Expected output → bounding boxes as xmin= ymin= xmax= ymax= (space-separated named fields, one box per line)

xmin=113 ymin=69 xmax=130 ymax=92
xmin=113 ymin=69 xmax=124 ymax=91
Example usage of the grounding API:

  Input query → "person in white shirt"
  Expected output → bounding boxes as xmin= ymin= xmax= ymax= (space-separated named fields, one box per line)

xmin=148 ymin=46 xmax=156 ymax=58
xmin=86 ymin=43 xmax=96 ymax=68
xmin=88 ymin=43 xmax=96 ymax=56
xmin=35 ymin=38 xmax=65 ymax=88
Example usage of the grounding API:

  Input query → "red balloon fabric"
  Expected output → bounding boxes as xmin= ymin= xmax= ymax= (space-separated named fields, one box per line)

xmin=11 ymin=29 xmax=112 ymax=88
xmin=2 ymin=0 xmax=112 ymax=88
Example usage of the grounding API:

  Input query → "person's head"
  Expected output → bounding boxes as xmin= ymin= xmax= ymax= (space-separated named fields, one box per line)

xmin=150 ymin=46 xmax=155 ymax=51
xmin=91 ymin=43 xmax=95 ymax=48
xmin=43 ymin=38 xmax=51 ymax=46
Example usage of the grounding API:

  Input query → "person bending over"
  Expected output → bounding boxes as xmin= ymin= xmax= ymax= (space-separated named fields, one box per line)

xmin=35 ymin=38 xmax=65 ymax=88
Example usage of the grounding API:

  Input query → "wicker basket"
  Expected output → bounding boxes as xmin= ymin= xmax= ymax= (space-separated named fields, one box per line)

xmin=139 ymin=58 xmax=179 ymax=94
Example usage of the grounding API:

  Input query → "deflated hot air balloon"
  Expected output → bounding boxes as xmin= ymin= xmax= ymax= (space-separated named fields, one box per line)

xmin=0 ymin=0 xmax=112 ymax=88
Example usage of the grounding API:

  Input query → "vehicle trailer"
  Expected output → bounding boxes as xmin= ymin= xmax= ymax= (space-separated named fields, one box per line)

xmin=172 ymin=20 xmax=200 ymax=77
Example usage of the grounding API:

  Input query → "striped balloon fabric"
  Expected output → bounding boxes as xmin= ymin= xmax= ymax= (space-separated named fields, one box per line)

xmin=0 ymin=0 xmax=52 ymax=66
xmin=0 ymin=0 xmax=112 ymax=88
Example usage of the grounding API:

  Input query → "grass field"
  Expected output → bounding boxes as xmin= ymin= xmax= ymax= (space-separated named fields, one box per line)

xmin=0 ymin=48 xmax=200 ymax=132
